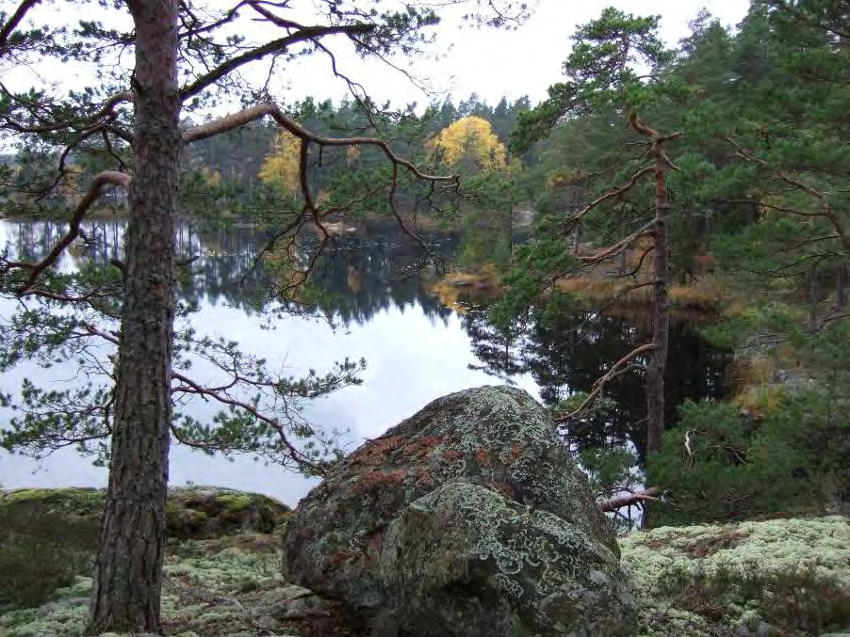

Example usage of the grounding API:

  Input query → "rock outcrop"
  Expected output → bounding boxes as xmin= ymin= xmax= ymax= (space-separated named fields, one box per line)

xmin=283 ymin=385 xmax=634 ymax=636
xmin=0 ymin=485 xmax=290 ymax=540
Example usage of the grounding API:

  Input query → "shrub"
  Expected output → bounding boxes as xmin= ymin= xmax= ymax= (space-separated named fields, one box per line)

xmin=649 ymin=387 xmax=848 ymax=526
xmin=0 ymin=507 xmax=98 ymax=610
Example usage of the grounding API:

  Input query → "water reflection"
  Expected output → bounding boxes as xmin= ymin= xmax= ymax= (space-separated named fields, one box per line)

xmin=463 ymin=306 xmax=729 ymax=462
xmin=0 ymin=218 xmax=729 ymax=505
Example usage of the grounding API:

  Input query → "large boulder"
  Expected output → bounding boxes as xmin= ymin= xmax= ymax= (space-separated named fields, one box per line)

xmin=283 ymin=385 xmax=634 ymax=635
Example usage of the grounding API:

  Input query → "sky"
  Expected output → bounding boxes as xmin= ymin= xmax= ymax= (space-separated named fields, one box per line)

xmin=2 ymin=0 xmax=753 ymax=118
xmin=274 ymin=0 xmax=753 ymax=108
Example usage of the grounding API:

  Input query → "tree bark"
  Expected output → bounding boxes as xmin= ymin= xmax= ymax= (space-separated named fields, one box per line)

xmin=640 ymin=120 xmax=672 ymax=456
xmin=87 ymin=1 xmax=180 ymax=633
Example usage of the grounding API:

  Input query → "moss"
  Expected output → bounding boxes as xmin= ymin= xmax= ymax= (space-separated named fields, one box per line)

xmin=0 ymin=493 xmax=100 ymax=611
xmin=166 ymin=501 xmax=210 ymax=537
xmin=0 ymin=487 xmax=105 ymax=516
xmin=2 ymin=515 xmax=845 ymax=636
xmin=0 ymin=536 xmax=296 ymax=637
xmin=217 ymin=493 xmax=255 ymax=515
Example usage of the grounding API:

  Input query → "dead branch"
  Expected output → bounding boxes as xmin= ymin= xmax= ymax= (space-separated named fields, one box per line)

xmin=180 ymin=23 xmax=373 ymax=101
xmin=598 ymin=487 xmax=662 ymax=512
xmin=183 ymin=103 xmax=455 ymax=184
xmin=684 ymin=428 xmax=696 ymax=468
xmin=10 ymin=171 xmax=131 ymax=294
xmin=576 ymin=219 xmax=656 ymax=264
xmin=568 ymin=165 xmax=654 ymax=232
xmin=556 ymin=342 xmax=656 ymax=423
xmin=184 ymin=102 xmax=455 ymax=275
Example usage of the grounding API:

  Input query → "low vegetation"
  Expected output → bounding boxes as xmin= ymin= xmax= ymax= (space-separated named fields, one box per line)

xmin=0 ymin=488 xmax=846 ymax=636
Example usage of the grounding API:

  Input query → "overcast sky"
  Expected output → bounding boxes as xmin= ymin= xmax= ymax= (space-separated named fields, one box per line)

xmin=277 ymin=0 xmax=752 ymax=108
xmin=2 ymin=1 xmax=753 ymax=119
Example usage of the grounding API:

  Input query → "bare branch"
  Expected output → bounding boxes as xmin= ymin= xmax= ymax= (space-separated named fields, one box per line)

xmin=556 ymin=342 xmax=656 ymax=423
xmin=180 ymin=24 xmax=373 ymax=101
xmin=576 ymin=219 xmax=656 ymax=264
xmin=10 ymin=171 xmax=131 ymax=293
xmin=568 ymin=165 xmax=654 ymax=231
xmin=183 ymin=103 xmax=455 ymax=183
xmin=598 ymin=487 xmax=662 ymax=512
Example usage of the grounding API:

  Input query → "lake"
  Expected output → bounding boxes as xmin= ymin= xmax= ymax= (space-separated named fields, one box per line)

xmin=0 ymin=217 xmax=730 ymax=506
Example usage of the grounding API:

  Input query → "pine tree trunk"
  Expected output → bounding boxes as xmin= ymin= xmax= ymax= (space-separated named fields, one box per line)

xmin=86 ymin=1 xmax=180 ymax=633
xmin=645 ymin=142 xmax=670 ymax=455
xmin=836 ymin=263 xmax=847 ymax=310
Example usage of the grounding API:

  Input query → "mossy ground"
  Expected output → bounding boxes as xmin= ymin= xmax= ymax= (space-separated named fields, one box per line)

xmin=0 ymin=487 xmax=291 ymax=618
xmin=1 ymin=488 xmax=846 ymax=636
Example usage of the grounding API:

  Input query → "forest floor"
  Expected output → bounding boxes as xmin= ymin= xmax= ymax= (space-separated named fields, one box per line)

xmin=0 ymin=488 xmax=847 ymax=636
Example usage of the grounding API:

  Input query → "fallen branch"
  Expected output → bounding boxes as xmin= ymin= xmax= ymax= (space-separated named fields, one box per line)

xmin=598 ymin=487 xmax=662 ymax=512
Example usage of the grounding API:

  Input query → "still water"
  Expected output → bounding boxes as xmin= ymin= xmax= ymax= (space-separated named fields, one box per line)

xmin=0 ymin=218 xmax=729 ymax=506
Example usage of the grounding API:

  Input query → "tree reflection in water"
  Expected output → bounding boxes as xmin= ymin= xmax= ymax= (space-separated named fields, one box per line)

xmin=2 ymin=217 xmax=730 ymax=479
xmin=462 ymin=304 xmax=730 ymax=465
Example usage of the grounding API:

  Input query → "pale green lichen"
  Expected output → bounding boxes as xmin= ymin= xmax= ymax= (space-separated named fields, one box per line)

xmin=165 ymin=546 xmax=280 ymax=594
xmin=621 ymin=515 xmax=850 ymax=636
xmin=0 ymin=542 xmax=291 ymax=637
xmin=382 ymin=481 xmax=631 ymax=635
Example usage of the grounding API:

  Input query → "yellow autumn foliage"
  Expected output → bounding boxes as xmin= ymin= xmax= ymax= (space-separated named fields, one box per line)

xmin=427 ymin=116 xmax=508 ymax=174
xmin=259 ymin=130 xmax=301 ymax=196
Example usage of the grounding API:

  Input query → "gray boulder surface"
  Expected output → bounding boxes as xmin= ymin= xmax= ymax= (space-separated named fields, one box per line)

xmin=283 ymin=385 xmax=634 ymax=636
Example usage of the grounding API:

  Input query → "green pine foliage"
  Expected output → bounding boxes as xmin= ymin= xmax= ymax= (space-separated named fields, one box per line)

xmin=651 ymin=386 xmax=849 ymax=525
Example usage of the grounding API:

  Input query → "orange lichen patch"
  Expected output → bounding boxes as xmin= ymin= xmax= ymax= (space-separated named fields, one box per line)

xmin=492 ymin=482 xmax=515 ymax=499
xmin=499 ymin=442 xmax=525 ymax=466
xmin=324 ymin=548 xmax=355 ymax=568
xmin=414 ymin=468 xmax=434 ymax=489
xmin=441 ymin=448 xmax=462 ymax=462
xmin=363 ymin=524 xmax=388 ymax=565
xmin=474 ymin=447 xmax=493 ymax=469
xmin=347 ymin=435 xmax=406 ymax=467
xmin=401 ymin=436 xmax=442 ymax=460
xmin=349 ymin=469 xmax=409 ymax=496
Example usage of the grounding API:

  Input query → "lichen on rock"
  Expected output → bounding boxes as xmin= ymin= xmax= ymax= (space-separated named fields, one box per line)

xmin=284 ymin=385 xmax=631 ymax=635
xmin=376 ymin=480 xmax=633 ymax=636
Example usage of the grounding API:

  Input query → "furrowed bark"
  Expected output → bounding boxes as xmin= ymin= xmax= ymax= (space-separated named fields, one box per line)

xmin=629 ymin=111 xmax=674 ymax=455
xmin=86 ymin=0 xmax=180 ymax=633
